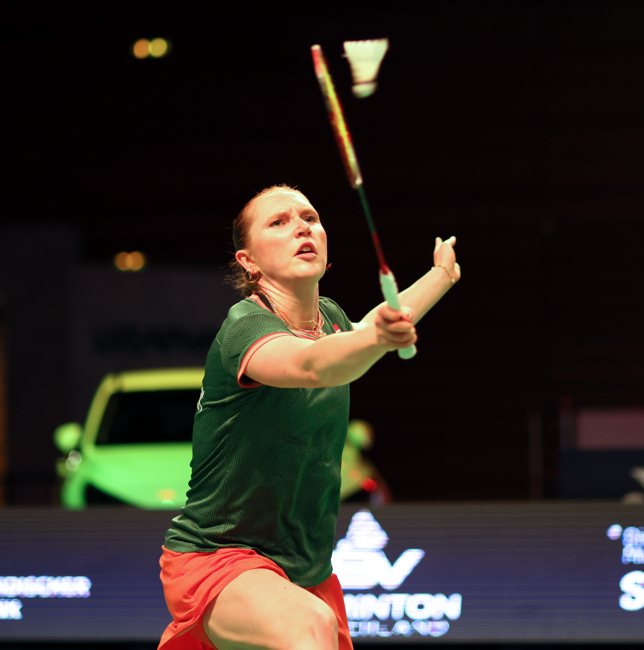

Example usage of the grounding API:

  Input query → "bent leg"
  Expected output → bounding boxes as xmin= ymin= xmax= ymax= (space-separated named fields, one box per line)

xmin=203 ymin=569 xmax=338 ymax=650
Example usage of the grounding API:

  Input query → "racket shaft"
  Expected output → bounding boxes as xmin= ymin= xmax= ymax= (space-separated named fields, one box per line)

xmin=311 ymin=45 xmax=363 ymax=188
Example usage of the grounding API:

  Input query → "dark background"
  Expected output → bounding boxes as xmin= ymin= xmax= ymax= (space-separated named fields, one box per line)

xmin=2 ymin=1 xmax=644 ymax=509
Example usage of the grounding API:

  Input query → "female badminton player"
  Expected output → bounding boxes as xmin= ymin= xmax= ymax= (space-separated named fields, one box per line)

xmin=157 ymin=184 xmax=460 ymax=650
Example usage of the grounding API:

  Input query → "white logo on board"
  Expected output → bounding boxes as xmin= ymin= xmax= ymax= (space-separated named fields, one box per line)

xmin=332 ymin=510 xmax=425 ymax=590
xmin=607 ymin=524 xmax=644 ymax=612
xmin=332 ymin=510 xmax=462 ymax=639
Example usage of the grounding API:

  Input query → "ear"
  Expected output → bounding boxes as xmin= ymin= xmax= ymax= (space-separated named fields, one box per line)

xmin=235 ymin=249 xmax=254 ymax=272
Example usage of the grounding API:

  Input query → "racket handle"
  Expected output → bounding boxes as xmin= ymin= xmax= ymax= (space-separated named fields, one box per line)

xmin=379 ymin=270 xmax=417 ymax=360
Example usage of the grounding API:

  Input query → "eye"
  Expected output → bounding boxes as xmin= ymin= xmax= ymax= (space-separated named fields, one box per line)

xmin=304 ymin=214 xmax=318 ymax=223
xmin=269 ymin=218 xmax=284 ymax=227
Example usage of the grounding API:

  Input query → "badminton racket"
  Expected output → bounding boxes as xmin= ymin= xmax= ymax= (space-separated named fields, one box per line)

xmin=311 ymin=43 xmax=416 ymax=360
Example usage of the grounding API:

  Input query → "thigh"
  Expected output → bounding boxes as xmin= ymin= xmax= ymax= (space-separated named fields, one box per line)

xmin=203 ymin=568 xmax=337 ymax=650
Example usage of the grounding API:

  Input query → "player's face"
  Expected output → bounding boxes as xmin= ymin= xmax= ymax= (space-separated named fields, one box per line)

xmin=241 ymin=189 xmax=328 ymax=287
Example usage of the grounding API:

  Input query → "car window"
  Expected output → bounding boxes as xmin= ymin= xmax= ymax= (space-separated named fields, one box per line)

xmin=96 ymin=389 xmax=200 ymax=445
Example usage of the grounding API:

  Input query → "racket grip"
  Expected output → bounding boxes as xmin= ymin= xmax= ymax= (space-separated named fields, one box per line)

xmin=379 ymin=270 xmax=417 ymax=360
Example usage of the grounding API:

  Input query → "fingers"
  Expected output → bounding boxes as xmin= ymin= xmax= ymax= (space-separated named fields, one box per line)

xmin=436 ymin=235 xmax=456 ymax=248
xmin=378 ymin=304 xmax=414 ymax=323
xmin=374 ymin=304 xmax=417 ymax=350
xmin=434 ymin=235 xmax=459 ymax=278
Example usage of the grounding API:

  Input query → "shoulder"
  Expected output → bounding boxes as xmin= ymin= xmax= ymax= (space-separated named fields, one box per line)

xmin=220 ymin=298 xmax=278 ymax=331
xmin=319 ymin=296 xmax=353 ymax=332
xmin=218 ymin=298 xmax=289 ymax=346
xmin=210 ymin=298 xmax=292 ymax=378
xmin=319 ymin=296 xmax=344 ymax=313
xmin=226 ymin=298 xmax=263 ymax=320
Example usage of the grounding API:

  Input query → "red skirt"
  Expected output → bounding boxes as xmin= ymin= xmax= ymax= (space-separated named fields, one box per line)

xmin=157 ymin=546 xmax=353 ymax=650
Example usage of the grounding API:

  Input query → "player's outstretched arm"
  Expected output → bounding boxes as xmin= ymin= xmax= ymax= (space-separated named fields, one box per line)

xmin=244 ymin=304 xmax=416 ymax=389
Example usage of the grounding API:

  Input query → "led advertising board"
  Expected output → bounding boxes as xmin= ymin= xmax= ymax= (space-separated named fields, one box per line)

xmin=0 ymin=503 xmax=642 ymax=643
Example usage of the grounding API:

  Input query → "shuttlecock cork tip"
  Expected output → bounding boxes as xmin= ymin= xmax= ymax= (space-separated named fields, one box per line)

xmin=352 ymin=81 xmax=378 ymax=99
xmin=343 ymin=38 xmax=389 ymax=98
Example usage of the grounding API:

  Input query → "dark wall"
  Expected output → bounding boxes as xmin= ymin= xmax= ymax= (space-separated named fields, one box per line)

xmin=0 ymin=228 xmax=78 ymax=504
xmin=2 ymin=3 xmax=644 ymax=504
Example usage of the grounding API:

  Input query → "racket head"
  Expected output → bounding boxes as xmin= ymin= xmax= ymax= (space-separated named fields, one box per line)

xmin=311 ymin=44 xmax=363 ymax=189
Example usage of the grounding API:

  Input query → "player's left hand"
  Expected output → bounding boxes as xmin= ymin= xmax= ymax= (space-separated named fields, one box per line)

xmin=434 ymin=236 xmax=461 ymax=283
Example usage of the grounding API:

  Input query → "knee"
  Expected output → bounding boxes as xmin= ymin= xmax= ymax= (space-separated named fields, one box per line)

xmin=311 ymin=600 xmax=338 ymax=643
xmin=285 ymin=600 xmax=338 ymax=649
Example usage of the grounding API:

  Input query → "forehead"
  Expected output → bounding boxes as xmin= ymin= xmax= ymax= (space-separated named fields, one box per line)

xmin=250 ymin=189 xmax=314 ymax=220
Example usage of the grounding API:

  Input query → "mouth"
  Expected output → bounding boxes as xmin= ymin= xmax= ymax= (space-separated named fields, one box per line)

xmin=295 ymin=242 xmax=317 ymax=257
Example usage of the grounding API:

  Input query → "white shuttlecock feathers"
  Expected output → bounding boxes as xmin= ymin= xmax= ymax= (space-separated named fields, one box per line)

xmin=343 ymin=38 xmax=389 ymax=98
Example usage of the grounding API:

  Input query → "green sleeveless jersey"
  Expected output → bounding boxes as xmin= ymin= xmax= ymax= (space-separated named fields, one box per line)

xmin=164 ymin=296 xmax=353 ymax=586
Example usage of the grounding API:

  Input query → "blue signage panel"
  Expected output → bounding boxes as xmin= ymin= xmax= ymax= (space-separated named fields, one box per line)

xmin=0 ymin=503 xmax=642 ymax=643
xmin=333 ymin=503 xmax=643 ymax=642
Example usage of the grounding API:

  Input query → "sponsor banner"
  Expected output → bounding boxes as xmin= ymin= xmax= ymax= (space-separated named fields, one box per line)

xmin=0 ymin=504 xmax=642 ymax=642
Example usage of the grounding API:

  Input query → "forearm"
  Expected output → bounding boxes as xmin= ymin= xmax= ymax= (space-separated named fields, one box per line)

xmin=301 ymin=326 xmax=388 ymax=386
xmin=400 ymin=266 xmax=454 ymax=323
xmin=361 ymin=266 xmax=454 ymax=325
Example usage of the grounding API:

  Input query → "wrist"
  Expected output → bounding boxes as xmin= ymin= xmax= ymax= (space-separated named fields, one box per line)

xmin=433 ymin=264 xmax=456 ymax=287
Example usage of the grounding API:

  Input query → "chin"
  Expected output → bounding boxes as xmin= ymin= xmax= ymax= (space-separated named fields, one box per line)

xmin=298 ymin=263 xmax=327 ymax=278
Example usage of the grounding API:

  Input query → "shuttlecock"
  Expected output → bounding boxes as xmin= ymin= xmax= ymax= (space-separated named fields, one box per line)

xmin=343 ymin=38 xmax=389 ymax=98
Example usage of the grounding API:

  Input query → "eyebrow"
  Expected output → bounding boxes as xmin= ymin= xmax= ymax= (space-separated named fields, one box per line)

xmin=268 ymin=210 xmax=290 ymax=221
xmin=265 ymin=208 xmax=320 ymax=222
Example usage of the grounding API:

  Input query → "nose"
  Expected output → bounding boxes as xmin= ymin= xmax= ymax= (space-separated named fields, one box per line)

xmin=295 ymin=217 xmax=312 ymax=236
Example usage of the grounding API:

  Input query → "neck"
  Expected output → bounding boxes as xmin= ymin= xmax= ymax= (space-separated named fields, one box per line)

xmin=256 ymin=279 xmax=319 ymax=326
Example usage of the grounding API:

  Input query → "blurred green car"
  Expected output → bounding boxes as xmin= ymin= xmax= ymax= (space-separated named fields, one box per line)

xmin=54 ymin=367 xmax=389 ymax=509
